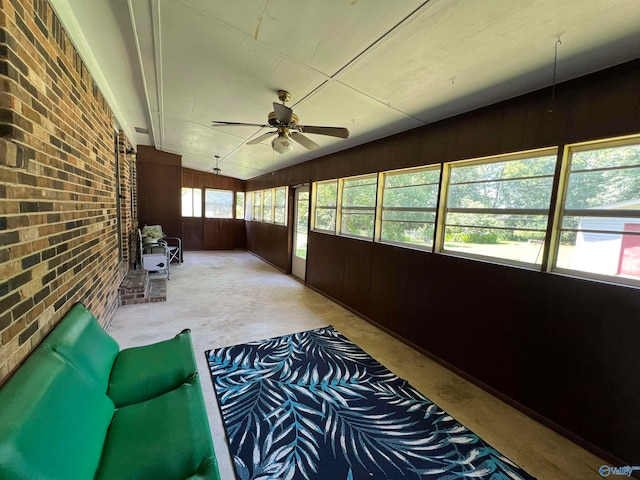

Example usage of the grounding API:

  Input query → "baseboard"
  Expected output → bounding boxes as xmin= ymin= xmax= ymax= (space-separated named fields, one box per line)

xmin=246 ymin=250 xmax=288 ymax=274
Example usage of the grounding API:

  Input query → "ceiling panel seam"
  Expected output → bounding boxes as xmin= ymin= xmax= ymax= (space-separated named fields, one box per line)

xmin=152 ymin=0 xmax=165 ymax=150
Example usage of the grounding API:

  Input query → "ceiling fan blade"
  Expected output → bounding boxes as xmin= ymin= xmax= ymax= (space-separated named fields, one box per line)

xmin=297 ymin=125 xmax=350 ymax=138
xmin=246 ymin=131 xmax=277 ymax=145
xmin=212 ymin=121 xmax=270 ymax=128
xmin=272 ymin=102 xmax=293 ymax=124
xmin=290 ymin=132 xmax=320 ymax=151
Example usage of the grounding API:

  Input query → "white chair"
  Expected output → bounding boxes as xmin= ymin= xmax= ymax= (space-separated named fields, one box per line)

xmin=147 ymin=225 xmax=182 ymax=265
xmin=138 ymin=229 xmax=170 ymax=280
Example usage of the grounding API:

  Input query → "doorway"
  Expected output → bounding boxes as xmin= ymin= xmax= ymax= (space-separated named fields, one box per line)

xmin=292 ymin=185 xmax=309 ymax=280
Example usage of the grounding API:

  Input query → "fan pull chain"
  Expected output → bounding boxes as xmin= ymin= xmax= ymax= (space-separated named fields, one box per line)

xmin=548 ymin=37 xmax=562 ymax=113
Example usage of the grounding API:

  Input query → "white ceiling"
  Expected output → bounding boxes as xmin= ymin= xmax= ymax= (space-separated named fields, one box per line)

xmin=51 ymin=0 xmax=640 ymax=180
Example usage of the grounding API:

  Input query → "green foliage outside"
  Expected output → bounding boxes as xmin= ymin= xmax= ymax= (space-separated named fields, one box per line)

xmin=312 ymin=145 xmax=640 ymax=252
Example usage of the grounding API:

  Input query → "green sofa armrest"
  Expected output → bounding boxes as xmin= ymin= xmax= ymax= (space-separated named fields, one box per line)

xmin=107 ymin=329 xmax=199 ymax=407
xmin=39 ymin=302 xmax=119 ymax=391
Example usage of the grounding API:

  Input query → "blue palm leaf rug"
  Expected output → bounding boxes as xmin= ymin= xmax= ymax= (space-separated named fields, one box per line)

xmin=205 ymin=326 xmax=536 ymax=480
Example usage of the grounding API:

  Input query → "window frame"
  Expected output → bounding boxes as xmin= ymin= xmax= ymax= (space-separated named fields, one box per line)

xmin=376 ymin=165 xmax=442 ymax=251
xmin=236 ymin=191 xmax=245 ymax=219
xmin=338 ymin=173 xmax=378 ymax=241
xmin=181 ymin=187 xmax=203 ymax=218
xmin=312 ymin=180 xmax=339 ymax=234
xmin=436 ymin=148 xmax=559 ymax=269
xmin=204 ymin=188 xmax=234 ymax=219
xmin=548 ymin=135 xmax=640 ymax=287
xmin=262 ymin=189 xmax=274 ymax=223
xmin=252 ymin=190 xmax=263 ymax=222
xmin=274 ymin=186 xmax=288 ymax=225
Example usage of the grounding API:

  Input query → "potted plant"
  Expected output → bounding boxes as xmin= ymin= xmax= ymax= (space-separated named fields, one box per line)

xmin=141 ymin=225 xmax=163 ymax=244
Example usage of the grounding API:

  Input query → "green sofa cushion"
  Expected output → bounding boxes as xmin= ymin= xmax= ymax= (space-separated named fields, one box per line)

xmin=107 ymin=329 xmax=198 ymax=407
xmin=97 ymin=376 xmax=220 ymax=480
xmin=0 ymin=349 xmax=114 ymax=480
xmin=40 ymin=303 xmax=119 ymax=391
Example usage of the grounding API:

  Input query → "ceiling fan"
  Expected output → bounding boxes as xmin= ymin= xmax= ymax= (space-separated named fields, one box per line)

xmin=211 ymin=90 xmax=350 ymax=154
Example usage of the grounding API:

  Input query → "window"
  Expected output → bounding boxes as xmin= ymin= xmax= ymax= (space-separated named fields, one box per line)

xmin=252 ymin=191 xmax=262 ymax=221
xmin=236 ymin=192 xmax=245 ymax=219
xmin=263 ymin=189 xmax=273 ymax=222
xmin=379 ymin=166 xmax=441 ymax=249
xmin=552 ymin=138 xmax=640 ymax=285
xmin=274 ymin=187 xmax=287 ymax=225
xmin=313 ymin=180 xmax=338 ymax=233
xmin=205 ymin=189 xmax=233 ymax=218
xmin=245 ymin=192 xmax=253 ymax=220
xmin=440 ymin=150 xmax=557 ymax=266
xmin=181 ymin=187 xmax=202 ymax=217
xmin=340 ymin=174 xmax=377 ymax=239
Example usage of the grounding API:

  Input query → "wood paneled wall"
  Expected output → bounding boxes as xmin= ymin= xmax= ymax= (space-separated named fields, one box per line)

xmin=136 ymin=146 xmax=182 ymax=239
xmin=181 ymin=168 xmax=246 ymax=250
xmin=245 ymin=59 xmax=640 ymax=464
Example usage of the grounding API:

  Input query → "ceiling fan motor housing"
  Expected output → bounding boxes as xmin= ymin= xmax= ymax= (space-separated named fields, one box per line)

xmin=268 ymin=111 xmax=298 ymax=127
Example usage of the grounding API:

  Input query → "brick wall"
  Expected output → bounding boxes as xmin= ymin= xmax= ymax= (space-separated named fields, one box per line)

xmin=117 ymin=129 xmax=138 ymax=269
xmin=0 ymin=0 xmax=133 ymax=383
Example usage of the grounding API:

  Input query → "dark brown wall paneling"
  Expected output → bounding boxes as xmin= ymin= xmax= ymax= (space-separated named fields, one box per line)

xmin=246 ymin=222 xmax=289 ymax=272
xmin=246 ymin=59 xmax=640 ymax=465
xmin=203 ymin=219 xmax=246 ymax=250
xmin=182 ymin=217 xmax=203 ymax=250
xmin=137 ymin=146 xmax=182 ymax=239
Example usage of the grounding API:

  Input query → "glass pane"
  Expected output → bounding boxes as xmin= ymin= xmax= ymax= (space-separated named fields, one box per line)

xmin=343 ymin=176 xmax=377 ymax=188
xmin=382 ymin=210 xmax=436 ymax=222
xmin=556 ymin=226 xmax=640 ymax=280
xmin=274 ymin=207 xmax=285 ymax=224
xmin=444 ymin=226 xmax=546 ymax=264
xmin=381 ymin=221 xmax=434 ymax=248
xmin=446 ymin=213 xmax=549 ymax=233
xmin=342 ymin=179 xmax=376 ymax=208
xmin=295 ymin=232 xmax=308 ymax=259
xmin=236 ymin=192 xmax=245 ymax=219
xmin=275 ymin=187 xmax=286 ymax=207
xmin=570 ymin=143 xmax=640 ymax=171
xmin=193 ymin=188 xmax=202 ymax=217
xmin=447 ymin=177 xmax=554 ymax=210
xmin=449 ymin=155 xmax=556 ymax=183
xmin=263 ymin=205 xmax=273 ymax=222
xmin=205 ymin=189 xmax=233 ymax=218
xmin=315 ymin=208 xmax=336 ymax=232
xmin=316 ymin=182 xmax=337 ymax=207
xmin=443 ymin=154 xmax=555 ymax=264
xmin=383 ymin=184 xmax=439 ymax=208
xmin=253 ymin=191 xmax=262 ymax=221
xmin=181 ymin=188 xmax=193 ymax=217
xmin=297 ymin=194 xmax=309 ymax=233
xmin=385 ymin=168 xmax=440 ymax=188
xmin=564 ymin=166 xmax=640 ymax=209
xmin=263 ymin=190 xmax=272 ymax=207
xmin=295 ymin=191 xmax=309 ymax=259
xmin=340 ymin=212 xmax=374 ymax=238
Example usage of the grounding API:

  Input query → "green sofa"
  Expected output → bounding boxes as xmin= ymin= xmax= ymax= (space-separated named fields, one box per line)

xmin=0 ymin=302 xmax=221 ymax=480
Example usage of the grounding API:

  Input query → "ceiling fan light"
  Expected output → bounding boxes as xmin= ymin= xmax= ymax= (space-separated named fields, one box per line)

xmin=272 ymin=133 xmax=293 ymax=154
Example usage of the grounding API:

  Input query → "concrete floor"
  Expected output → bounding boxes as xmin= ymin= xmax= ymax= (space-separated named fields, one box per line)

xmin=109 ymin=251 xmax=606 ymax=480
